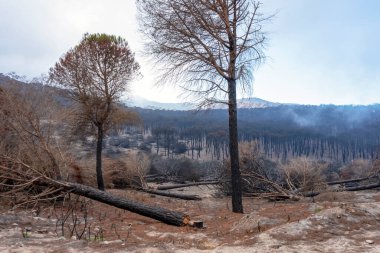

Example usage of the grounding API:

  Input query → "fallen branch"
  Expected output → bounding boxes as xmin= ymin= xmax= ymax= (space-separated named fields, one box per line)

xmin=156 ymin=181 xmax=218 ymax=191
xmin=138 ymin=188 xmax=202 ymax=201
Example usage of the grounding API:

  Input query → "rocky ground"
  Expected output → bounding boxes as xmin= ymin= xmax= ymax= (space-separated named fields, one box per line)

xmin=0 ymin=186 xmax=379 ymax=253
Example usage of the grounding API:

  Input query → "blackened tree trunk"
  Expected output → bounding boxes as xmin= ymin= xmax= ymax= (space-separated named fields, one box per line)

xmin=96 ymin=125 xmax=105 ymax=191
xmin=61 ymin=182 xmax=189 ymax=226
xmin=228 ymin=79 xmax=243 ymax=213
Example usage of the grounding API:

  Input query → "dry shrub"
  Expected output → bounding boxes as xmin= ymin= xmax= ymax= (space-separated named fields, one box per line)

xmin=104 ymin=152 xmax=150 ymax=189
xmin=371 ymin=159 xmax=380 ymax=176
xmin=175 ymin=158 xmax=201 ymax=182
xmin=150 ymin=156 xmax=202 ymax=182
xmin=239 ymin=140 xmax=261 ymax=163
xmin=123 ymin=152 xmax=150 ymax=188
xmin=339 ymin=159 xmax=373 ymax=180
xmin=64 ymin=152 xmax=151 ymax=190
xmin=281 ymin=157 xmax=328 ymax=193
xmin=66 ymin=158 xmax=97 ymax=187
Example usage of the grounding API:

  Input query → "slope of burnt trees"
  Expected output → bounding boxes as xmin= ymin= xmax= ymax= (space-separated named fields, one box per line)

xmin=133 ymin=104 xmax=380 ymax=163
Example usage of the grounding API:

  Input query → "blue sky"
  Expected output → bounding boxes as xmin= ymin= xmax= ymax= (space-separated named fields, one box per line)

xmin=0 ymin=0 xmax=379 ymax=105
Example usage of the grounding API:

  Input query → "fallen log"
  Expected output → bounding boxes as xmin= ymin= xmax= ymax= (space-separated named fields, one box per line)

xmin=327 ymin=175 xmax=377 ymax=185
xmin=145 ymin=176 xmax=167 ymax=183
xmin=156 ymin=181 xmax=219 ymax=191
xmin=144 ymin=174 xmax=161 ymax=178
xmin=243 ymin=192 xmax=300 ymax=201
xmin=138 ymin=188 xmax=202 ymax=201
xmin=302 ymin=182 xmax=380 ymax=198
xmin=345 ymin=182 xmax=380 ymax=191
xmin=58 ymin=182 xmax=190 ymax=226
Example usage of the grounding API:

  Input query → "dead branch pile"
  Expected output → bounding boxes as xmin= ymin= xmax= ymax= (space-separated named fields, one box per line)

xmin=0 ymin=81 xmax=70 ymax=206
xmin=281 ymin=157 xmax=329 ymax=194
xmin=217 ymin=141 xmax=298 ymax=200
xmin=216 ymin=141 xmax=380 ymax=200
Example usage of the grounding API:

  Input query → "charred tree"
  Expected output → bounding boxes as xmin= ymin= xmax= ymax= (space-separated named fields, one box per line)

xmin=137 ymin=0 xmax=269 ymax=213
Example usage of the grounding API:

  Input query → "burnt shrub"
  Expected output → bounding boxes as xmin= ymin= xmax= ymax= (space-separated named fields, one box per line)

xmin=173 ymin=142 xmax=187 ymax=154
xmin=150 ymin=155 xmax=204 ymax=182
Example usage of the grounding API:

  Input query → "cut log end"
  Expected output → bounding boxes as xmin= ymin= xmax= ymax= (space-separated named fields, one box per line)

xmin=189 ymin=220 xmax=204 ymax=228
xmin=183 ymin=215 xmax=191 ymax=226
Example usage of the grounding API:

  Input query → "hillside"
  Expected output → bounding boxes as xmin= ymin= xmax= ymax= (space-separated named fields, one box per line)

xmin=1 ymin=74 xmax=380 ymax=163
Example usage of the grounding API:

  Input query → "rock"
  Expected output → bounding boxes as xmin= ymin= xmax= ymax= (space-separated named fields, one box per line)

xmin=15 ymin=242 xmax=24 ymax=247
xmin=365 ymin=240 xmax=374 ymax=244
xmin=197 ymin=240 xmax=219 ymax=250
xmin=101 ymin=240 xmax=123 ymax=245
xmin=37 ymin=229 xmax=48 ymax=234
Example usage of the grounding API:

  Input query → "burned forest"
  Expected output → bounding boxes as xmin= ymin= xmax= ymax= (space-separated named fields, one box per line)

xmin=134 ymin=105 xmax=380 ymax=163
xmin=1 ymin=72 xmax=380 ymax=252
xmin=1 ymin=0 xmax=380 ymax=251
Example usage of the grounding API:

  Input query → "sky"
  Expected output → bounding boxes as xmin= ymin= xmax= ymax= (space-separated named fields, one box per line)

xmin=0 ymin=0 xmax=379 ymax=105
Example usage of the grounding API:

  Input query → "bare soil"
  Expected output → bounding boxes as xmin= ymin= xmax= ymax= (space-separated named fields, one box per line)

xmin=1 ymin=186 xmax=380 ymax=252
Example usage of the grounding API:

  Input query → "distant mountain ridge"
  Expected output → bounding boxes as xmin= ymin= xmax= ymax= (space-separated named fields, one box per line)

xmin=123 ymin=96 xmax=280 ymax=110
xmin=1 ymin=73 xmax=278 ymax=110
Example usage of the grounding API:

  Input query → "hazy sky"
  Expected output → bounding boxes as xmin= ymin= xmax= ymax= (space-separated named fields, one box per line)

xmin=0 ymin=0 xmax=379 ymax=105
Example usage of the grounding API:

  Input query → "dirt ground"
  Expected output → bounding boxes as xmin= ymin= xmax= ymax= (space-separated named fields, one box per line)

xmin=1 ymin=186 xmax=380 ymax=253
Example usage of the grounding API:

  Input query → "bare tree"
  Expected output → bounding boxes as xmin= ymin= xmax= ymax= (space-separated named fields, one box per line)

xmin=137 ymin=0 xmax=269 ymax=212
xmin=49 ymin=33 xmax=140 ymax=191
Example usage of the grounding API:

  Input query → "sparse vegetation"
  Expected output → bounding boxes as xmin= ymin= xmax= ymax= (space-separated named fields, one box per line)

xmin=1 ymin=1 xmax=380 ymax=251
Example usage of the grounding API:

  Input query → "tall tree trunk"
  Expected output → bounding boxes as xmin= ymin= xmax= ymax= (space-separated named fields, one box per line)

xmin=228 ymin=79 xmax=243 ymax=213
xmin=96 ymin=126 xmax=105 ymax=191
